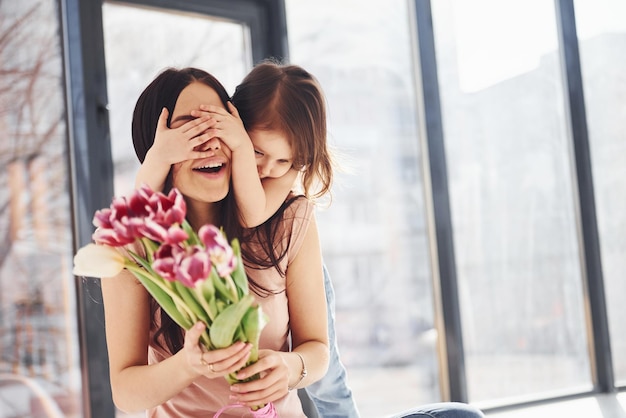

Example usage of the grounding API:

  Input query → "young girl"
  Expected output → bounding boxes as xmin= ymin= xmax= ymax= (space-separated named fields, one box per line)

xmin=135 ymin=61 xmax=332 ymax=229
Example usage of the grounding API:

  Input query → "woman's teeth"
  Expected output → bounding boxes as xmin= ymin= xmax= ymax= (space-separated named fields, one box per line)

xmin=194 ymin=163 xmax=223 ymax=173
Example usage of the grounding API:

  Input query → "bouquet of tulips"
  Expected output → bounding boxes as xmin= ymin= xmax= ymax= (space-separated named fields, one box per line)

xmin=73 ymin=185 xmax=274 ymax=415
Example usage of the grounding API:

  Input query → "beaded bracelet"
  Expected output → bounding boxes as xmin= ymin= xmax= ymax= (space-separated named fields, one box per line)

xmin=288 ymin=351 xmax=307 ymax=391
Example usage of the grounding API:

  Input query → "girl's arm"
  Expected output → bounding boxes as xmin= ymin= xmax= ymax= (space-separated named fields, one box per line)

xmin=260 ymin=167 xmax=299 ymax=211
xmin=226 ymin=214 xmax=330 ymax=407
xmin=135 ymin=108 xmax=220 ymax=191
xmin=196 ymin=104 xmax=296 ymax=227
xmin=101 ymin=268 xmax=252 ymax=412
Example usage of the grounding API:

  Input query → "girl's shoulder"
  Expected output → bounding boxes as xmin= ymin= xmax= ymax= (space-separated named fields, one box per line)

xmin=283 ymin=193 xmax=315 ymax=219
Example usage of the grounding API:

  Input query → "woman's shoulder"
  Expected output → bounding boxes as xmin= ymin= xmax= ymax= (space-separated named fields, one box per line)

xmin=280 ymin=194 xmax=315 ymax=263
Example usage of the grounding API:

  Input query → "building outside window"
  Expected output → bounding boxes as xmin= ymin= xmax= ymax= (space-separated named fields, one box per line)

xmin=0 ymin=1 xmax=83 ymax=416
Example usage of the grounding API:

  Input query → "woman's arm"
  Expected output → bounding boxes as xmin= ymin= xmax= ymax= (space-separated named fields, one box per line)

xmin=227 ymin=214 xmax=330 ymax=407
xmin=101 ymin=269 xmax=196 ymax=412
xmin=101 ymin=269 xmax=253 ymax=412
xmin=283 ymin=213 xmax=330 ymax=387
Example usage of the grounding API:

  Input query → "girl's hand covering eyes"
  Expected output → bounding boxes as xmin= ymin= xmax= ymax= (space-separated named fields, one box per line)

xmin=193 ymin=103 xmax=253 ymax=153
xmin=149 ymin=107 xmax=222 ymax=166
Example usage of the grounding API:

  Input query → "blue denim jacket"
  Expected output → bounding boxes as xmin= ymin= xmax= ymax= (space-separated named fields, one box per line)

xmin=301 ymin=265 xmax=361 ymax=418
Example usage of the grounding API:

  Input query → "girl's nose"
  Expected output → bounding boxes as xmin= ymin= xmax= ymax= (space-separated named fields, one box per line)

xmin=257 ymin=163 xmax=270 ymax=178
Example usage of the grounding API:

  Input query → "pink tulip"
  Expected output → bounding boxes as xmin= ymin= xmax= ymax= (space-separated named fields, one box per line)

xmin=133 ymin=185 xmax=186 ymax=225
xmin=199 ymin=225 xmax=236 ymax=277
xmin=153 ymin=244 xmax=211 ymax=288
xmin=177 ymin=247 xmax=212 ymax=287
xmin=152 ymin=244 xmax=181 ymax=282
xmin=92 ymin=185 xmax=188 ymax=247
xmin=92 ymin=204 xmax=143 ymax=246
xmin=140 ymin=218 xmax=188 ymax=244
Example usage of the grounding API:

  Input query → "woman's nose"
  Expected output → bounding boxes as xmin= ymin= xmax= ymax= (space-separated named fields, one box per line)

xmin=197 ymin=136 xmax=220 ymax=152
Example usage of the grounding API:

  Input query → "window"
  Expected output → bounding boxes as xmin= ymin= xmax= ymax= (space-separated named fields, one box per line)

xmin=0 ymin=1 xmax=82 ymax=416
xmin=285 ymin=1 xmax=438 ymax=415
xmin=102 ymin=2 xmax=250 ymax=197
xmin=432 ymin=0 xmax=592 ymax=404
xmin=575 ymin=0 xmax=626 ymax=387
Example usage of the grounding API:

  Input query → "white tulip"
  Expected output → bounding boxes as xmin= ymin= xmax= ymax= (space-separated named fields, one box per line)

xmin=73 ymin=243 xmax=125 ymax=278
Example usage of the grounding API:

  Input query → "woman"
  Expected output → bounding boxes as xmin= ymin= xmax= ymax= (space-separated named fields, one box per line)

xmin=102 ymin=67 xmax=329 ymax=417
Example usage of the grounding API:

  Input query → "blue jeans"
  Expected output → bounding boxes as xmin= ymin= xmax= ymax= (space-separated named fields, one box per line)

xmin=391 ymin=402 xmax=485 ymax=418
xmin=302 ymin=265 xmax=361 ymax=417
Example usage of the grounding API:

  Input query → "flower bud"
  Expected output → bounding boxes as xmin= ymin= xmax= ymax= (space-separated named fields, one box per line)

xmin=73 ymin=243 xmax=125 ymax=277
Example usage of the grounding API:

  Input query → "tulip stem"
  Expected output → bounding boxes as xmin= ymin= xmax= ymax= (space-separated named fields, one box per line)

xmin=125 ymin=262 xmax=196 ymax=327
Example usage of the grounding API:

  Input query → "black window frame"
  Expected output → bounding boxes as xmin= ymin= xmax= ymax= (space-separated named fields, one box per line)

xmin=62 ymin=1 xmax=287 ymax=416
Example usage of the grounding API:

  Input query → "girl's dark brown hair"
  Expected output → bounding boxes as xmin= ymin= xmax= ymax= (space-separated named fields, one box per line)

xmin=131 ymin=67 xmax=298 ymax=354
xmin=232 ymin=59 xmax=333 ymax=200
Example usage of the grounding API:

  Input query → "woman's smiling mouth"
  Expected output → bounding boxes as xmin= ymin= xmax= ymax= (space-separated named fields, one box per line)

xmin=193 ymin=162 xmax=224 ymax=174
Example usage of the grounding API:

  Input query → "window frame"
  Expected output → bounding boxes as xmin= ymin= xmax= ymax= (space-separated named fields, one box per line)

xmin=61 ymin=1 xmax=288 ymax=416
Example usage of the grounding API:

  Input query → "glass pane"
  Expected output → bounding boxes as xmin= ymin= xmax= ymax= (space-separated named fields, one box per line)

xmin=432 ymin=0 xmax=592 ymax=404
xmin=286 ymin=1 xmax=437 ymax=416
xmin=0 ymin=1 xmax=83 ymax=417
xmin=103 ymin=2 xmax=250 ymax=197
xmin=574 ymin=0 xmax=626 ymax=386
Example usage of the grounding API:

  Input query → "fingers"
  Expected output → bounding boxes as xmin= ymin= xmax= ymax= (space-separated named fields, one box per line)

xmin=231 ymin=383 xmax=284 ymax=408
xmin=190 ymin=131 xmax=220 ymax=149
xmin=157 ymin=107 xmax=169 ymax=130
xmin=183 ymin=104 xmax=247 ymax=153
xmin=226 ymin=101 xmax=240 ymax=118
xmin=184 ymin=322 xmax=206 ymax=350
xmin=199 ymin=341 xmax=253 ymax=378
xmin=207 ymin=342 xmax=252 ymax=370
xmin=195 ymin=104 xmax=244 ymax=125
xmin=228 ymin=351 xmax=289 ymax=407
xmin=198 ymin=104 xmax=229 ymax=117
xmin=181 ymin=116 xmax=215 ymax=136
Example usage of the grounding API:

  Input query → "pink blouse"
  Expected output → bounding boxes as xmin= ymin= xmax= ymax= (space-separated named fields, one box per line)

xmin=146 ymin=196 xmax=314 ymax=418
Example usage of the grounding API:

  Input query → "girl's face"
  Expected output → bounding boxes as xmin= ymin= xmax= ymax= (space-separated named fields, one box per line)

xmin=248 ymin=129 xmax=293 ymax=179
xmin=170 ymin=82 xmax=232 ymax=204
